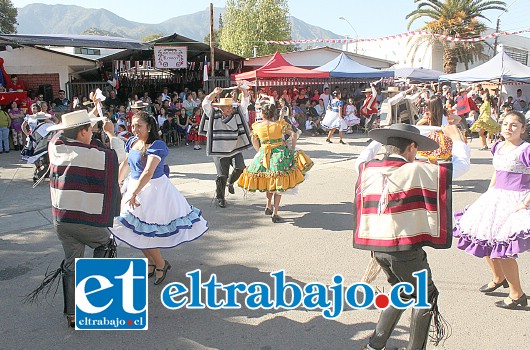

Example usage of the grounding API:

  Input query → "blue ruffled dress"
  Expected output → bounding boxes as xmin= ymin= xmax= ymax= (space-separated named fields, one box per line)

xmin=111 ymin=137 xmax=208 ymax=249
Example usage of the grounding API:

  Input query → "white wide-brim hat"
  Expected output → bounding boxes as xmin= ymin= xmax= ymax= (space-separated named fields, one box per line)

xmin=47 ymin=110 xmax=106 ymax=131
xmin=213 ymin=98 xmax=235 ymax=106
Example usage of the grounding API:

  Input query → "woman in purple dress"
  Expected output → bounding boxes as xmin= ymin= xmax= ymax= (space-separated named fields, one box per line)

xmin=453 ymin=111 xmax=529 ymax=310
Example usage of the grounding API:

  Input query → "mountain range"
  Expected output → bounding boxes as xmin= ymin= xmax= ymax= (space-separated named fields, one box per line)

xmin=16 ymin=4 xmax=343 ymax=46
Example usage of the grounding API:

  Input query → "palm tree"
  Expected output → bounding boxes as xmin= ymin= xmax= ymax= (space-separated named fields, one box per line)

xmin=406 ymin=0 xmax=507 ymax=73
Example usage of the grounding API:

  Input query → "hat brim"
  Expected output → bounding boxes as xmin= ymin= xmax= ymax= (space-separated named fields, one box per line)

xmin=368 ymin=127 xmax=439 ymax=151
xmin=212 ymin=102 xmax=234 ymax=106
xmin=47 ymin=117 xmax=106 ymax=131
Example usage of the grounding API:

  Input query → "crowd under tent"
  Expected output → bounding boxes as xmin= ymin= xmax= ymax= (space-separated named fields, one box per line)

xmin=97 ymin=33 xmax=245 ymax=97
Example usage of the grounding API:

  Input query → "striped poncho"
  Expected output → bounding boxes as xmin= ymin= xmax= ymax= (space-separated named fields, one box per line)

xmin=199 ymin=103 xmax=252 ymax=157
xmin=48 ymin=134 xmax=121 ymax=227
xmin=353 ymin=157 xmax=453 ymax=252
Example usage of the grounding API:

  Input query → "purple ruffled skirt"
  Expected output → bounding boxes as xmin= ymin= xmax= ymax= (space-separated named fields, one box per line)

xmin=453 ymin=188 xmax=530 ymax=258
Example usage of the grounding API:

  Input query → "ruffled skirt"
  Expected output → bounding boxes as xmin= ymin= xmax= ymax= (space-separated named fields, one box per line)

xmin=321 ymin=110 xmax=347 ymax=131
xmin=111 ymin=176 xmax=208 ymax=249
xmin=469 ymin=115 xmax=500 ymax=134
xmin=237 ymin=145 xmax=313 ymax=192
xmin=453 ymin=188 xmax=530 ymax=258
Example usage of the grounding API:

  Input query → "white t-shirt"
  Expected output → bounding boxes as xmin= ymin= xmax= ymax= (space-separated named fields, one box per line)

xmin=319 ymin=93 xmax=330 ymax=108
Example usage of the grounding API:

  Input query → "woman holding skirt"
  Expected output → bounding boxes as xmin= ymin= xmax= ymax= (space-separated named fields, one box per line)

xmin=111 ymin=112 xmax=208 ymax=285
xmin=453 ymin=111 xmax=529 ymax=309
xmin=238 ymin=101 xmax=313 ymax=223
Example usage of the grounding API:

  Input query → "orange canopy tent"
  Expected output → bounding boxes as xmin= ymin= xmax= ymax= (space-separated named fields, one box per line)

xmin=234 ymin=51 xmax=329 ymax=81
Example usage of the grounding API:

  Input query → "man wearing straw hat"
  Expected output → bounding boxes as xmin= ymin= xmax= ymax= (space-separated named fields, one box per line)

xmin=25 ymin=109 xmax=125 ymax=328
xmin=354 ymin=123 xmax=470 ymax=350
xmin=200 ymin=84 xmax=252 ymax=207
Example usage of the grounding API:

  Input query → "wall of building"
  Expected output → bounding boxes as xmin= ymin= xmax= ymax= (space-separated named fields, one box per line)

xmin=16 ymin=73 xmax=60 ymax=100
xmin=0 ymin=46 xmax=95 ymax=99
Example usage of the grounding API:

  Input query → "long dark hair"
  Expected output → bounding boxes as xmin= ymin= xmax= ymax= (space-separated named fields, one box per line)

xmin=133 ymin=111 xmax=160 ymax=158
xmin=428 ymin=97 xmax=444 ymax=127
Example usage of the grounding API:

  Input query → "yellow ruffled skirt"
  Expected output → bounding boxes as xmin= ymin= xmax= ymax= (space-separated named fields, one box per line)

xmin=237 ymin=145 xmax=313 ymax=192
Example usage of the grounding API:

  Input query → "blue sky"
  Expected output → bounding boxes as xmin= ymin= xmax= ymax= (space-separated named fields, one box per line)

xmin=12 ymin=0 xmax=530 ymax=38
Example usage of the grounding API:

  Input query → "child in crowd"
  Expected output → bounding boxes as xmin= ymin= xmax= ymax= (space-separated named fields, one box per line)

xmin=344 ymin=97 xmax=360 ymax=133
xmin=117 ymin=124 xmax=131 ymax=142
xmin=188 ymin=107 xmax=206 ymax=150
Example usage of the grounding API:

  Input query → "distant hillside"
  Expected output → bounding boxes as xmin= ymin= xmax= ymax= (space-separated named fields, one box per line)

xmin=16 ymin=4 xmax=343 ymax=48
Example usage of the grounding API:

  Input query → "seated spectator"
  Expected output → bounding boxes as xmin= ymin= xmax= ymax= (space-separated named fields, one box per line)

xmin=104 ymin=90 xmax=121 ymax=109
xmin=7 ymin=74 xmax=26 ymax=91
xmin=117 ymin=124 xmax=131 ymax=142
xmin=162 ymin=114 xmax=179 ymax=146
xmin=176 ymin=107 xmax=189 ymax=146
xmin=53 ymin=90 xmax=71 ymax=113
xmin=305 ymin=115 xmax=325 ymax=136
xmin=188 ymin=107 xmax=206 ymax=150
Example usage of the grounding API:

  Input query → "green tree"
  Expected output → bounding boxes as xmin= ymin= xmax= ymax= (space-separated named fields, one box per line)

xmin=406 ymin=0 xmax=507 ymax=73
xmin=219 ymin=0 xmax=294 ymax=58
xmin=0 ymin=0 xmax=18 ymax=34
xmin=203 ymin=29 xmax=220 ymax=48
xmin=141 ymin=34 xmax=165 ymax=42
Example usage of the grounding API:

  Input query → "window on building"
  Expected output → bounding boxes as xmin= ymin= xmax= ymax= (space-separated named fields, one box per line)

xmin=74 ymin=47 xmax=101 ymax=55
xmin=504 ymin=47 xmax=528 ymax=66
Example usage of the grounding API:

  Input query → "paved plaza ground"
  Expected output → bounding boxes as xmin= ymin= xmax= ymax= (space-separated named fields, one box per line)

xmin=0 ymin=132 xmax=528 ymax=349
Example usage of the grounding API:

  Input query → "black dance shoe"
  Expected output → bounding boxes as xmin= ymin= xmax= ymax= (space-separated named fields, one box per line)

xmin=154 ymin=260 xmax=171 ymax=285
xmin=271 ymin=215 xmax=281 ymax=223
xmin=148 ymin=264 xmax=155 ymax=278
xmin=479 ymin=279 xmax=509 ymax=293
xmin=494 ymin=294 xmax=528 ymax=310
xmin=264 ymin=207 xmax=273 ymax=215
xmin=217 ymin=198 xmax=226 ymax=208
xmin=227 ymin=183 xmax=235 ymax=194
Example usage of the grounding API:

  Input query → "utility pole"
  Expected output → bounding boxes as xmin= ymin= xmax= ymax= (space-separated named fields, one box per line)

xmin=493 ymin=18 xmax=500 ymax=55
xmin=210 ymin=3 xmax=215 ymax=82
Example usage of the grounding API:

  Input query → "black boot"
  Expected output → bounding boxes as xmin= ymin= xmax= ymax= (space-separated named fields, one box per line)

xmin=93 ymin=238 xmax=117 ymax=258
xmin=368 ymin=306 xmax=405 ymax=350
xmin=215 ymin=176 xmax=227 ymax=208
xmin=62 ymin=267 xmax=76 ymax=328
xmin=227 ymin=168 xmax=244 ymax=195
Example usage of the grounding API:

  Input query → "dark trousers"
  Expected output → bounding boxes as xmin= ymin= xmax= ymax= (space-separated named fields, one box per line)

xmin=369 ymin=249 xmax=437 ymax=350
xmin=213 ymin=153 xmax=245 ymax=179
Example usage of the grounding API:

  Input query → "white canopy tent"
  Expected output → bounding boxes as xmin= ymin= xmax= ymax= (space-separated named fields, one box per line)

xmin=439 ymin=50 xmax=530 ymax=83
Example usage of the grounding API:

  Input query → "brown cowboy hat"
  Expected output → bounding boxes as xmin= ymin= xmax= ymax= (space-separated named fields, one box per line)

xmin=368 ymin=123 xmax=439 ymax=151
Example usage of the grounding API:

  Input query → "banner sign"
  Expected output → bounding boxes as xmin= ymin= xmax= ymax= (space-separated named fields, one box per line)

xmin=154 ymin=46 xmax=187 ymax=69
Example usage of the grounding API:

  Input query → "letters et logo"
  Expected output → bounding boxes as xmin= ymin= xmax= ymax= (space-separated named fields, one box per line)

xmin=75 ymin=258 xmax=148 ymax=330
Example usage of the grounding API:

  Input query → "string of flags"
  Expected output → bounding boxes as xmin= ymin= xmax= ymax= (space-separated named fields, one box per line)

xmin=265 ymin=27 xmax=530 ymax=45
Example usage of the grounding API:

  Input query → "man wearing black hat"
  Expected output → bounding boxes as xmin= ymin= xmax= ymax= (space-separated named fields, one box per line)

xmin=354 ymin=124 xmax=470 ymax=350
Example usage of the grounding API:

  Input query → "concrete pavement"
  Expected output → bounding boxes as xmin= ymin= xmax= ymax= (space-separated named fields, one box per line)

xmin=0 ymin=132 xmax=528 ymax=350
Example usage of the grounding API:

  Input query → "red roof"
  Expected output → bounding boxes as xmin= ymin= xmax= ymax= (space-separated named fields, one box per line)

xmin=235 ymin=51 xmax=329 ymax=80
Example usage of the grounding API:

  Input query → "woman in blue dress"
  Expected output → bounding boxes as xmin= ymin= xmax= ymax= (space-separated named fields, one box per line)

xmin=321 ymin=90 xmax=347 ymax=144
xmin=111 ymin=112 xmax=208 ymax=285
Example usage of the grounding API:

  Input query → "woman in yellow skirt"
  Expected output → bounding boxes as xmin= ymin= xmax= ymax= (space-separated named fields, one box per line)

xmin=238 ymin=101 xmax=313 ymax=223
xmin=470 ymin=89 xmax=500 ymax=150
